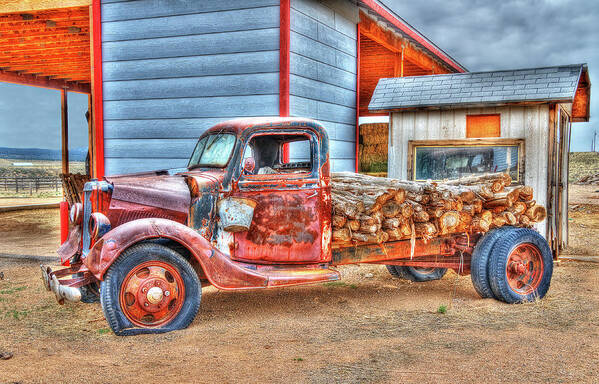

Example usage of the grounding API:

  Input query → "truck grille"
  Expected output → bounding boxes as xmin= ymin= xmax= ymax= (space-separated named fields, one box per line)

xmin=81 ymin=180 xmax=113 ymax=255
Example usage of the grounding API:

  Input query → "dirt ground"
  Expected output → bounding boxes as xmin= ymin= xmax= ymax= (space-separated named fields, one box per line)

xmin=0 ymin=198 xmax=61 ymax=208
xmin=0 ymin=187 xmax=598 ymax=383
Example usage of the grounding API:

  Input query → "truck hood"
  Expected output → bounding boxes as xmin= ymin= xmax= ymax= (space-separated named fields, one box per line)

xmin=106 ymin=169 xmax=224 ymax=215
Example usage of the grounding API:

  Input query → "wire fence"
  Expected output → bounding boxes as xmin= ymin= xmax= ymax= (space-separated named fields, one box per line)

xmin=0 ymin=176 xmax=62 ymax=194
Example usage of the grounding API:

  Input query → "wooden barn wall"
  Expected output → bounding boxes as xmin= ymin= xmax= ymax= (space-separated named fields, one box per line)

xmin=289 ymin=0 xmax=358 ymax=172
xmin=100 ymin=0 xmax=280 ymax=175
xmin=389 ymin=105 xmax=550 ymax=237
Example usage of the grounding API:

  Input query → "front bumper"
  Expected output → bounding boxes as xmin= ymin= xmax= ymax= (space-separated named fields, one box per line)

xmin=40 ymin=265 xmax=93 ymax=304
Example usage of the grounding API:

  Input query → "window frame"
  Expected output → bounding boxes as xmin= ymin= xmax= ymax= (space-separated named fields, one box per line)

xmin=238 ymin=130 xmax=319 ymax=183
xmin=407 ymin=139 xmax=525 ymax=184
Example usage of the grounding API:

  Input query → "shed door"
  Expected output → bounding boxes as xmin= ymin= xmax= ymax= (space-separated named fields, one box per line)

xmin=549 ymin=106 xmax=571 ymax=257
xmin=558 ymin=107 xmax=571 ymax=250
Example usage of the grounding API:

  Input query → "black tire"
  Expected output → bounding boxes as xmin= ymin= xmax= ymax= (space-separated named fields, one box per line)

xmin=100 ymin=243 xmax=201 ymax=336
xmin=470 ymin=227 xmax=515 ymax=299
xmin=386 ymin=265 xmax=401 ymax=278
xmin=80 ymin=282 xmax=100 ymax=303
xmin=488 ymin=228 xmax=553 ymax=303
xmin=394 ymin=266 xmax=447 ymax=282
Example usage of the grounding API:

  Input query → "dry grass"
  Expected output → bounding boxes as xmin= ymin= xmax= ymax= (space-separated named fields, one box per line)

xmin=569 ymin=152 xmax=599 ymax=182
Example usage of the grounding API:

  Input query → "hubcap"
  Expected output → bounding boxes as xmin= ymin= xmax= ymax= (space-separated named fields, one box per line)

xmin=146 ymin=286 xmax=164 ymax=304
xmin=506 ymin=243 xmax=544 ymax=295
xmin=120 ymin=261 xmax=185 ymax=327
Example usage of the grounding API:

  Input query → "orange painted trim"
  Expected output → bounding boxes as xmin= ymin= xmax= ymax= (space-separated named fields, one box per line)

xmin=92 ymin=0 xmax=104 ymax=178
xmin=60 ymin=201 xmax=69 ymax=244
xmin=466 ymin=114 xmax=501 ymax=138
xmin=360 ymin=0 xmax=465 ymax=73
xmin=355 ymin=23 xmax=361 ymax=172
xmin=280 ymin=0 xmax=290 ymax=163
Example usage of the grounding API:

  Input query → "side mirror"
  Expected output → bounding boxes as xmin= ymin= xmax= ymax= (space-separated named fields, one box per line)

xmin=243 ymin=157 xmax=256 ymax=174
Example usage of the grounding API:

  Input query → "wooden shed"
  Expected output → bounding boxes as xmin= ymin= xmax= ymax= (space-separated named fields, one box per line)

xmin=369 ymin=64 xmax=591 ymax=256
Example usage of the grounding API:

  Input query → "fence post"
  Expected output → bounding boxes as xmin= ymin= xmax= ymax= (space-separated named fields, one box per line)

xmin=36 ymin=179 xmax=39 ymax=193
xmin=29 ymin=181 xmax=32 ymax=196
xmin=15 ymin=177 xmax=18 ymax=193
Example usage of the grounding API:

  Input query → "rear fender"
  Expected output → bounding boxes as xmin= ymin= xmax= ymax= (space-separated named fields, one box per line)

xmin=84 ymin=218 xmax=268 ymax=290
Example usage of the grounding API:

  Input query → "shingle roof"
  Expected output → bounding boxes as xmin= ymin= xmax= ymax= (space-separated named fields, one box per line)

xmin=369 ymin=64 xmax=586 ymax=112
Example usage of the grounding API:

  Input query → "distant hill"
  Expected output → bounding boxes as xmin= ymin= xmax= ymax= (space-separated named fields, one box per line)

xmin=0 ymin=147 xmax=87 ymax=162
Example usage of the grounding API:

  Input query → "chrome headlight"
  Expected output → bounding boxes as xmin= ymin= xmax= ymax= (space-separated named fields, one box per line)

xmin=69 ymin=203 xmax=83 ymax=225
xmin=89 ymin=212 xmax=111 ymax=241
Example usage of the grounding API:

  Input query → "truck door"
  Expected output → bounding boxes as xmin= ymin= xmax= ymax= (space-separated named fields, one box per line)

xmin=231 ymin=129 xmax=326 ymax=264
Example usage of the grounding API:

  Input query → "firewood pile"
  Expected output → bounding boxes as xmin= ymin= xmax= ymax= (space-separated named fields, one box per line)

xmin=576 ymin=173 xmax=599 ymax=185
xmin=331 ymin=172 xmax=547 ymax=244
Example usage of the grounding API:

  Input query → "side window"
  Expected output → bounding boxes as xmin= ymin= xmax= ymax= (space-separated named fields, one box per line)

xmin=242 ymin=133 xmax=315 ymax=176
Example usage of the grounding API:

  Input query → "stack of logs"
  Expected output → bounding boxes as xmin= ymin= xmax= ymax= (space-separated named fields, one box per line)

xmin=331 ymin=172 xmax=547 ymax=244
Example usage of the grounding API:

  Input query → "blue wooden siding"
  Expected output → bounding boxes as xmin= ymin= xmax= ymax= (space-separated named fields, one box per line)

xmin=101 ymin=0 xmax=280 ymax=175
xmin=289 ymin=0 xmax=358 ymax=172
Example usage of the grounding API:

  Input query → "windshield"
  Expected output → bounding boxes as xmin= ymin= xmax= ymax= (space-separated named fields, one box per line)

xmin=188 ymin=133 xmax=236 ymax=168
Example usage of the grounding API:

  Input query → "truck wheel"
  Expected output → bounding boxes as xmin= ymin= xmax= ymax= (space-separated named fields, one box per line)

xmin=488 ymin=229 xmax=553 ymax=303
xmin=387 ymin=266 xmax=447 ymax=282
xmin=100 ymin=243 xmax=201 ymax=335
xmin=470 ymin=227 xmax=514 ymax=299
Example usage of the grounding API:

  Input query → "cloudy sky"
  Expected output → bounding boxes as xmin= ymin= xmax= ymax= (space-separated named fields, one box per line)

xmin=386 ymin=0 xmax=598 ymax=151
xmin=0 ymin=0 xmax=596 ymax=151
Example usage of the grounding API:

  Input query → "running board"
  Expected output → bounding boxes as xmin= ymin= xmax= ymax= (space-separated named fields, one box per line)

xmin=254 ymin=265 xmax=340 ymax=287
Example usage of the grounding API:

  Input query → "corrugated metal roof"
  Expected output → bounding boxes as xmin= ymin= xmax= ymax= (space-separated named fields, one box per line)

xmin=369 ymin=64 xmax=586 ymax=111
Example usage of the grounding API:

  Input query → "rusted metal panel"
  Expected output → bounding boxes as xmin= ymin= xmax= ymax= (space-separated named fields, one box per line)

xmin=186 ymin=173 xmax=223 ymax=239
xmin=56 ymin=225 xmax=82 ymax=264
xmin=378 ymin=254 xmax=471 ymax=275
xmin=84 ymin=218 xmax=269 ymax=290
xmin=107 ymin=174 xmax=191 ymax=213
xmin=331 ymin=236 xmax=454 ymax=265
xmin=231 ymin=187 xmax=324 ymax=264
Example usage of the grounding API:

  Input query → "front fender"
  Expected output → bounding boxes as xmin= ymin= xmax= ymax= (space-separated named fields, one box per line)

xmin=84 ymin=218 xmax=268 ymax=290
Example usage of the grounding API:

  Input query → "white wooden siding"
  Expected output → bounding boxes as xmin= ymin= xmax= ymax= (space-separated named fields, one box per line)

xmin=289 ymin=0 xmax=358 ymax=172
xmin=101 ymin=0 xmax=280 ymax=175
xmin=389 ymin=105 xmax=550 ymax=237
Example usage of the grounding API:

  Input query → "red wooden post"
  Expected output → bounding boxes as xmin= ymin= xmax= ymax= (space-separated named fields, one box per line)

xmin=91 ymin=0 xmax=105 ymax=179
xmin=60 ymin=201 xmax=69 ymax=244
xmin=355 ymin=23 xmax=361 ymax=173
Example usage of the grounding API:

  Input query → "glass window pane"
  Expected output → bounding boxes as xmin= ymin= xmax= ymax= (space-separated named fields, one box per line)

xmin=188 ymin=134 xmax=236 ymax=168
xmin=414 ymin=145 xmax=520 ymax=181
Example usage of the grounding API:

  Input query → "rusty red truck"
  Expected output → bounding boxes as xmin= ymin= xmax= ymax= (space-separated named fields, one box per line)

xmin=41 ymin=117 xmax=553 ymax=335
